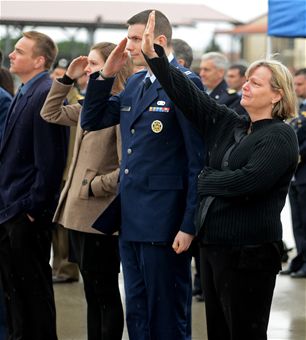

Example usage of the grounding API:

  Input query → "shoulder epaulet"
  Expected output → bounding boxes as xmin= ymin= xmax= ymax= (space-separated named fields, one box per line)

xmin=227 ymin=88 xmax=237 ymax=95
xmin=184 ymin=70 xmax=192 ymax=76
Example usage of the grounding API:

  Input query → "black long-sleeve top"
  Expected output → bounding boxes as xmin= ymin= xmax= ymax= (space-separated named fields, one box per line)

xmin=145 ymin=46 xmax=299 ymax=246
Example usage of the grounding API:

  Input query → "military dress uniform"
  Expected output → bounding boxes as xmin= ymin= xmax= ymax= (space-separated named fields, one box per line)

xmin=209 ymin=79 xmax=247 ymax=116
xmin=81 ymin=58 xmax=205 ymax=340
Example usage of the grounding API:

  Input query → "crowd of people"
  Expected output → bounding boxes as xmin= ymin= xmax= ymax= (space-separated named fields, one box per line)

xmin=0 ymin=8 xmax=305 ymax=340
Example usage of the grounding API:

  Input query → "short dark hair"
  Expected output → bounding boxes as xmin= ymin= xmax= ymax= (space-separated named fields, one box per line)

xmin=228 ymin=64 xmax=247 ymax=77
xmin=127 ymin=10 xmax=172 ymax=46
xmin=295 ymin=68 xmax=306 ymax=77
xmin=0 ymin=68 xmax=14 ymax=96
xmin=172 ymin=39 xmax=193 ymax=68
xmin=23 ymin=31 xmax=58 ymax=70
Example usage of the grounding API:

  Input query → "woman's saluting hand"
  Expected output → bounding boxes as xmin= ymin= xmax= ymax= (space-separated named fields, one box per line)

xmin=142 ymin=10 xmax=159 ymax=59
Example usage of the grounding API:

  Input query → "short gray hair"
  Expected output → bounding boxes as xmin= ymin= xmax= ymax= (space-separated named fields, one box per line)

xmin=201 ymin=52 xmax=229 ymax=70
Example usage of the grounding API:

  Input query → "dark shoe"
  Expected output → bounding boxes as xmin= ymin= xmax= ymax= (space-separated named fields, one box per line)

xmin=291 ymin=270 xmax=306 ymax=278
xmin=192 ymin=288 xmax=202 ymax=296
xmin=281 ymin=241 xmax=293 ymax=263
xmin=195 ymin=294 xmax=205 ymax=302
xmin=52 ymin=275 xmax=78 ymax=284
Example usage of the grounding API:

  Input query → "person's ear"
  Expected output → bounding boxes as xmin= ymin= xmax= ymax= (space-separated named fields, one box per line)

xmin=272 ymin=89 xmax=283 ymax=104
xmin=154 ymin=34 xmax=167 ymax=47
xmin=34 ymin=55 xmax=46 ymax=69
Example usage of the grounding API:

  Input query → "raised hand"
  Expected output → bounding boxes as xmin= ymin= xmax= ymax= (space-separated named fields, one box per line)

xmin=142 ymin=10 xmax=158 ymax=59
xmin=66 ymin=56 xmax=88 ymax=80
xmin=102 ymin=38 xmax=129 ymax=78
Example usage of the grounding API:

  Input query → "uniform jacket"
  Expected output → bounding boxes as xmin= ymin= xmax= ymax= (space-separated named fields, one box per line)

xmin=210 ymin=79 xmax=247 ymax=115
xmin=81 ymin=60 xmax=205 ymax=242
xmin=0 ymin=73 xmax=68 ymax=223
xmin=290 ymin=101 xmax=306 ymax=185
xmin=40 ymin=80 xmax=121 ymax=233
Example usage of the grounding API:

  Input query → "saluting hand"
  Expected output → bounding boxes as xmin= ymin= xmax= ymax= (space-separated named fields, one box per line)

xmin=172 ymin=231 xmax=194 ymax=254
xmin=66 ymin=56 xmax=88 ymax=80
xmin=142 ymin=10 xmax=158 ymax=59
xmin=102 ymin=38 xmax=129 ymax=78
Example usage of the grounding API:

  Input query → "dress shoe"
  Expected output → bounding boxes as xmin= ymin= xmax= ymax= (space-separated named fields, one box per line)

xmin=195 ymin=294 xmax=205 ymax=302
xmin=52 ymin=275 xmax=78 ymax=284
xmin=280 ymin=268 xmax=293 ymax=275
xmin=291 ymin=270 xmax=306 ymax=278
xmin=192 ymin=288 xmax=202 ymax=296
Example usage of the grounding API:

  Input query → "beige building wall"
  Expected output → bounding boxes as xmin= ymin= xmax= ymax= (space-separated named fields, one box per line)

xmin=294 ymin=39 xmax=306 ymax=69
xmin=242 ymin=34 xmax=267 ymax=62
xmin=239 ymin=15 xmax=305 ymax=70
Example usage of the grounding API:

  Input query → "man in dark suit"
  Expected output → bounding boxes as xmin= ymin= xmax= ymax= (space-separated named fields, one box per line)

xmin=199 ymin=52 xmax=246 ymax=115
xmin=0 ymin=31 xmax=68 ymax=339
xmin=281 ymin=68 xmax=306 ymax=278
xmin=81 ymin=10 xmax=204 ymax=340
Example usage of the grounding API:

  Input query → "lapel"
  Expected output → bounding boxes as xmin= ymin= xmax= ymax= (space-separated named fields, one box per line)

xmin=209 ymin=80 xmax=227 ymax=101
xmin=129 ymin=79 xmax=160 ymax=128
xmin=0 ymin=74 xmax=48 ymax=154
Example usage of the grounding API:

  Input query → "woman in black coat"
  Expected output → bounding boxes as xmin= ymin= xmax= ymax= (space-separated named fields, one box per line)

xmin=140 ymin=11 xmax=299 ymax=340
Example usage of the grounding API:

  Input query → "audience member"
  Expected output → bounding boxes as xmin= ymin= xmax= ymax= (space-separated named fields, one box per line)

xmin=199 ymin=52 xmax=246 ymax=115
xmin=142 ymin=11 xmax=299 ymax=339
xmin=41 ymin=41 xmax=133 ymax=340
xmin=0 ymin=31 xmax=68 ymax=340
xmin=81 ymin=10 xmax=205 ymax=340
xmin=172 ymin=38 xmax=193 ymax=68
xmin=226 ymin=63 xmax=247 ymax=94
xmin=281 ymin=68 xmax=306 ymax=278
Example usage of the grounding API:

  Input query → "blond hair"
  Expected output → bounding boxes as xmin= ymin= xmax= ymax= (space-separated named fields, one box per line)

xmin=246 ymin=60 xmax=297 ymax=119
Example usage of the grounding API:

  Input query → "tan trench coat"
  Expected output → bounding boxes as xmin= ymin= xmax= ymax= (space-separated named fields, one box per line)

xmin=41 ymin=80 xmax=121 ymax=234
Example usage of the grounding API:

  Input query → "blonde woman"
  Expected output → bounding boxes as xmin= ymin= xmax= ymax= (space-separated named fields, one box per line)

xmin=140 ymin=11 xmax=299 ymax=340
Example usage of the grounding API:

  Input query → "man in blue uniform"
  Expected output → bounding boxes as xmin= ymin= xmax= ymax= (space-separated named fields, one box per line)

xmin=282 ymin=68 xmax=306 ymax=278
xmin=199 ymin=52 xmax=247 ymax=115
xmin=81 ymin=10 xmax=204 ymax=340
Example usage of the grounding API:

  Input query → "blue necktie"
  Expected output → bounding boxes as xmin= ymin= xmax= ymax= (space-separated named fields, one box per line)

xmin=140 ymin=78 xmax=151 ymax=98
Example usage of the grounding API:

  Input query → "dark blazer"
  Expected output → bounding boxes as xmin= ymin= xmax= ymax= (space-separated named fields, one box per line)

xmin=0 ymin=73 xmax=68 ymax=223
xmin=81 ymin=60 xmax=205 ymax=242
xmin=210 ymin=79 xmax=247 ymax=115
xmin=292 ymin=102 xmax=306 ymax=184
